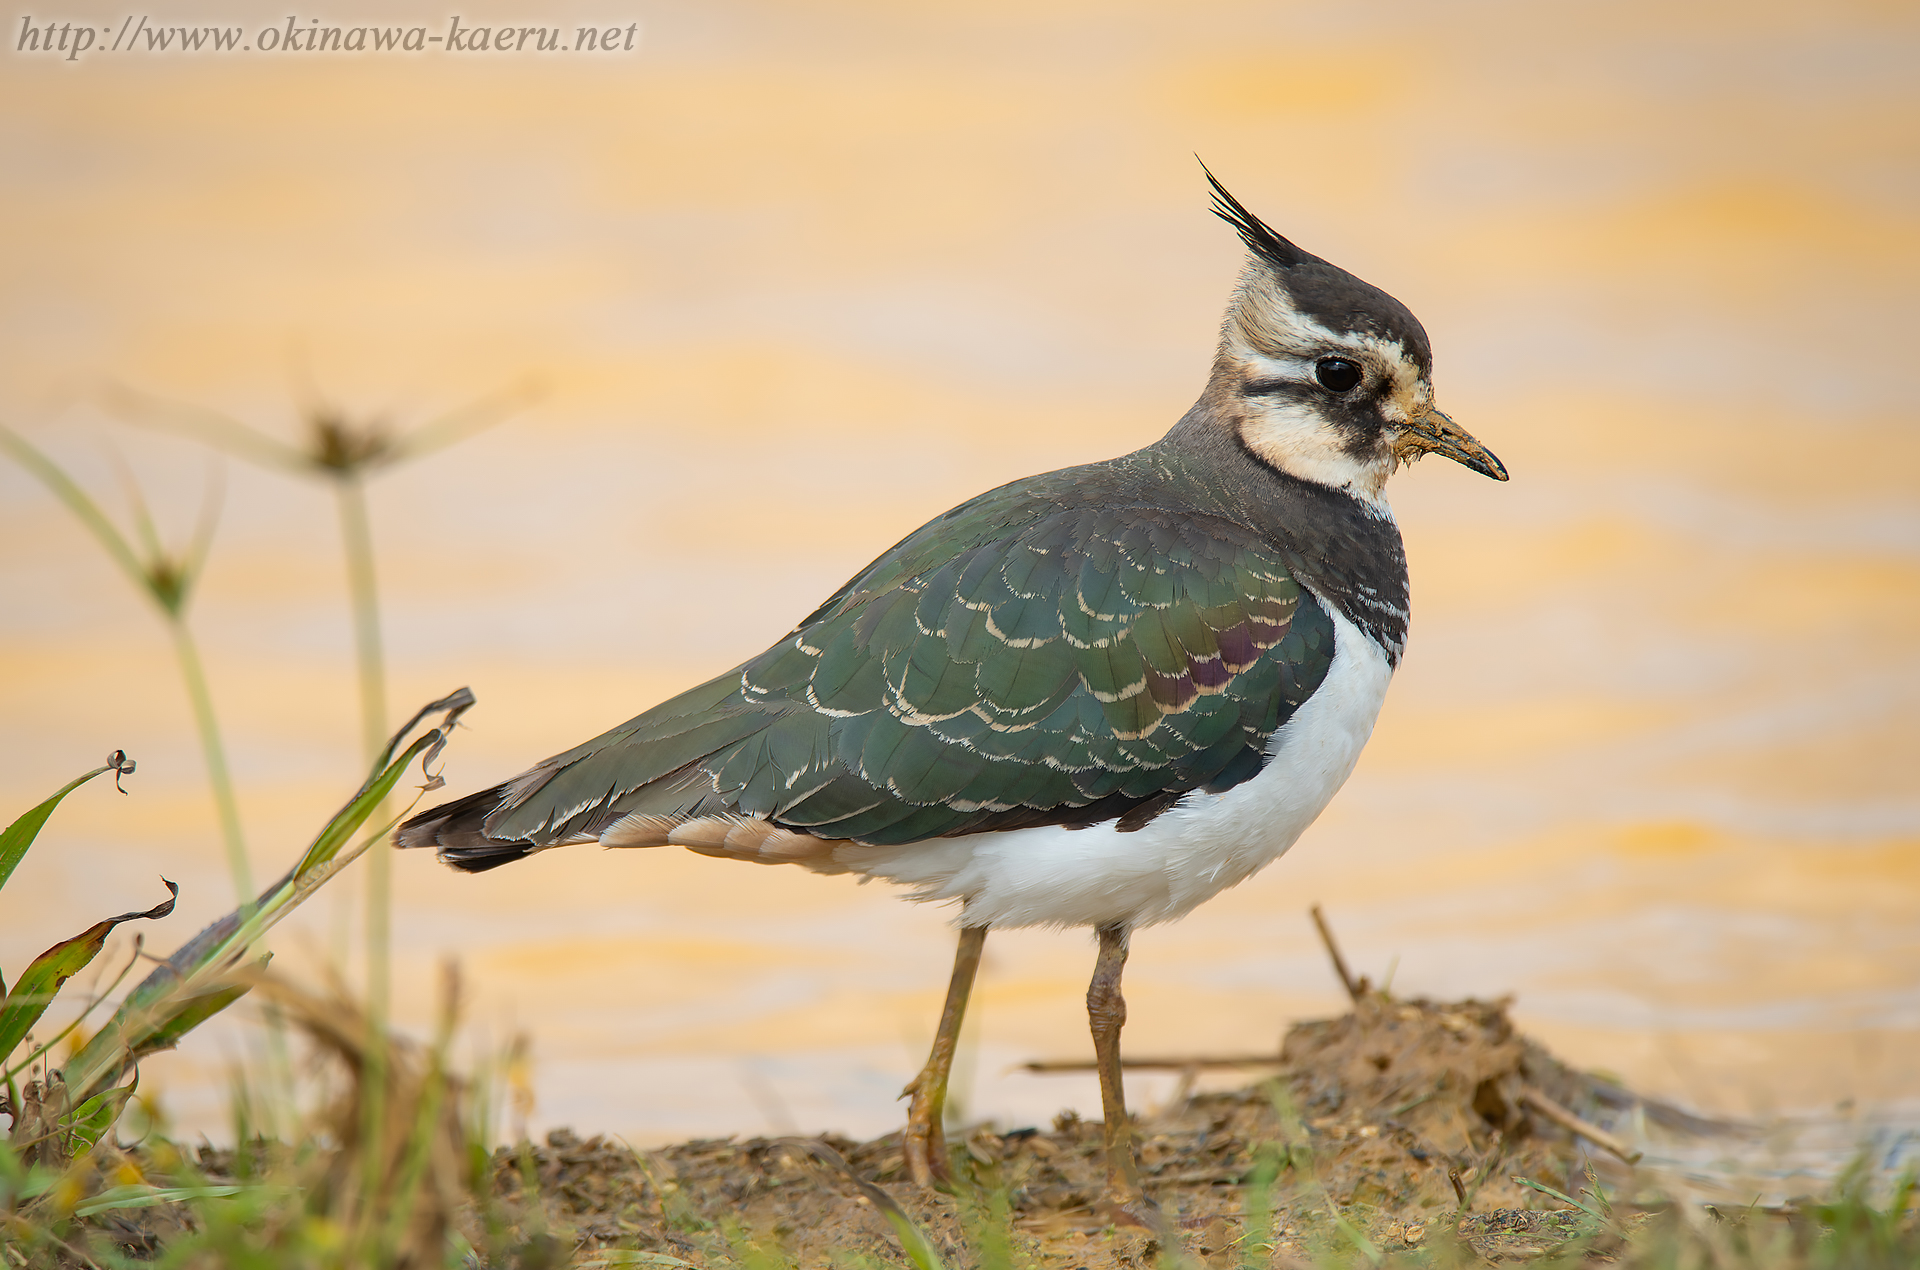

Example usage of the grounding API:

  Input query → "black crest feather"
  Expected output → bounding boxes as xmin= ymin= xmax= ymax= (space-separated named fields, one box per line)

xmin=1202 ymin=161 xmax=1305 ymax=270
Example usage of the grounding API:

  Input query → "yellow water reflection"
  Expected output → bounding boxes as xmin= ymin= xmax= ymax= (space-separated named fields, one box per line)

xmin=2 ymin=0 xmax=1916 ymax=1147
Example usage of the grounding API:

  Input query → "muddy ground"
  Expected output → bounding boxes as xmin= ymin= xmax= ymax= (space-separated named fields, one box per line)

xmin=58 ymin=990 xmax=1838 ymax=1267
xmin=469 ymin=994 xmax=1696 ymax=1267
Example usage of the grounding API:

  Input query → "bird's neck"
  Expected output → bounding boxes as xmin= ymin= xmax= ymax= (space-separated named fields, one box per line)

xmin=1153 ymin=395 xmax=1412 ymax=664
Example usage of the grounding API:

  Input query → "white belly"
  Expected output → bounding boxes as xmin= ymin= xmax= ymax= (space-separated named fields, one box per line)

xmin=831 ymin=605 xmax=1394 ymax=929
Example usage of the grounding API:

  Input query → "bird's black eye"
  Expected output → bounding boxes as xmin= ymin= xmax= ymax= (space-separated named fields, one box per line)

xmin=1315 ymin=358 xmax=1362 ymax=393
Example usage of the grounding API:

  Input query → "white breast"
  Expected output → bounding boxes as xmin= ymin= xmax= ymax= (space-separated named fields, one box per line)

xmin=831 ymin=603 xmax=1395 ymax=930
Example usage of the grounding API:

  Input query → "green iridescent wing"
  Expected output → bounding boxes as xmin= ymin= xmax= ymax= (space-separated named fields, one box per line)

xmin=481 ymin=480 xmax=1335 ymax=848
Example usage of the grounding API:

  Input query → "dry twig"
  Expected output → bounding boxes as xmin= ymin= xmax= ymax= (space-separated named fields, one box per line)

xmin=1519 ymin=1085 xmax=1643 ymax=1165
xmin=1310 ymin=903 xmax=1364 ymax=1003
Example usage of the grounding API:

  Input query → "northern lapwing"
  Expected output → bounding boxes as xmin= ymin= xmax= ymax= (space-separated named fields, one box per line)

xmin=396 ymin=172 xmax=1507 ymax=1224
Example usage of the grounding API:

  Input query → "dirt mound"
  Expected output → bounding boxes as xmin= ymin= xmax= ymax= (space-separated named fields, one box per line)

xmin=485 ymin=994 xmax=1656 ymax=1266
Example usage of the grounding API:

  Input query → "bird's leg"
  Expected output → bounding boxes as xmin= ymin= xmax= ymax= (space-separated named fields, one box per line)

xmin=1088 ymin=922 xmax=1158 ymax=1228
xmin=901 ymin=924 xmax=987 ymax=1189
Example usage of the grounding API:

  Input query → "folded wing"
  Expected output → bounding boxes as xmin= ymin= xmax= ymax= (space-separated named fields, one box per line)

xmin=398 ymin=488 xmax=1335 ymax=866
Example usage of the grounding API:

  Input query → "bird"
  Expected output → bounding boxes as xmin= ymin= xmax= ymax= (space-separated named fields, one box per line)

xmin=395 ymin=171 xmax=1506 ymax=1225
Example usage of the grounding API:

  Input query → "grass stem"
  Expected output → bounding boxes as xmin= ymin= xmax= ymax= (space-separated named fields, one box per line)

xmin=334 ymin=475 xmax=386 ymax=764
xmin=335 ymin=473 xmax=394 ymax=1224
xmin=168 ymin=615 xmax=251 ymax=905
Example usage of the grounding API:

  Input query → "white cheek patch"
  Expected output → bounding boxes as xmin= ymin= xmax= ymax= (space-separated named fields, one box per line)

xmin=1221 ymin=285 xmax=1427 ymax=508
xmin=1238 ymin=397 xmax=1393 ymax=505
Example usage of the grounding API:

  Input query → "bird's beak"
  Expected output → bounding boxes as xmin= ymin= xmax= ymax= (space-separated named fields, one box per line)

xmin=1394 ymin=408 xmax=1508 ymax=481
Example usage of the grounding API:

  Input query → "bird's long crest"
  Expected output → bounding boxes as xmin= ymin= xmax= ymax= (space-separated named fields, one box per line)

xmin=1201 ymin=161 xmax=1306 ymax=271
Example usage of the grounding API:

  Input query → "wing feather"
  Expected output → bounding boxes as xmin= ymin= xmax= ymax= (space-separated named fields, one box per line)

xmin=401 ymin=458 xmax=1339 ymax=857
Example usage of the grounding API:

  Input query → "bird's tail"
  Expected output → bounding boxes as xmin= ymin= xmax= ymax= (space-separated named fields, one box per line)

xmin=394 ymin=785 xmax=541 ymax=873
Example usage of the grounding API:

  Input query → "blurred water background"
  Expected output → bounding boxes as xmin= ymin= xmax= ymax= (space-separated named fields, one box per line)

xmin=2 ymin=0 xmax=1917 ymax=1165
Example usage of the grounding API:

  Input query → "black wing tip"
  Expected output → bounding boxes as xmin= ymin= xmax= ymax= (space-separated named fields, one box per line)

xmin=394 ymin=785 xmax=536 ymax=872
xmin=1198 ymin=158 xmax=1306 ymax=270
xmin=437 ymin=841 xmax=540 ymax=873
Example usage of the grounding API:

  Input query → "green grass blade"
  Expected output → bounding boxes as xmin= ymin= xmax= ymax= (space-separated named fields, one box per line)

xmin=0 ymin=764 xmax=110 ymax=894
xmin=0 ymin=1156 xmax=59 ymax=1205
xmin=4 ymin=930 xmax=146 ymax=1083
xmin=1510 ymin=1174 xmax=1610 ymax=1225
xmin=0 ymin=426 xmax=148 ymax=596
xmin=72 ymin=1182 xmax=283 ymax=1217
xmin=385 ymin=377 xmax=543 ymax=467
xmin=57 ymin=689 xmax=475 ymax=1103
xmin=107 ymin=444 xmax=167 ymax=574
xmin=0 ymin=881 xmax=178 ymax=1064
xmin=1239 ymin=1146 xmax=1281 ymax=1269
xmin=795 ymin=1139 xmax=949 ymax=1270
xmin=65 ymin=1083 xmax=138 ymax=1151
xmin=295 ymin=708 xmax=454 ymax=876
xmin=123 ymin=962 xmax=260 ymax=1060
xmin=169 ymin=618 xmax=251 ymax=901
xmin=1327 ymin=1207 xmax=1383 ymax=1268
xmin=181 ymin=457 xmax=225 ymax=592
xmin=101 ymin=382 xmax=312 ymax=475
xmin=333 ymin=476 xmax=387 ymax=764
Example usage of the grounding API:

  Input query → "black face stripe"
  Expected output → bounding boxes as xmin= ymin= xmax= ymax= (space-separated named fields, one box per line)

xmin=1242 ymin=377 xmax=1315 ymax=400
xmin=1320 ymin=393 xmax=1388 ymax=458
xmin=1236 ymin=374 xmax=1389 ymax=459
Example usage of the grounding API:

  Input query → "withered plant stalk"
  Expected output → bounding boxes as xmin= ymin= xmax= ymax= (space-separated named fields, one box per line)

xmin=0 ymin=425 xmax=253 ymax=904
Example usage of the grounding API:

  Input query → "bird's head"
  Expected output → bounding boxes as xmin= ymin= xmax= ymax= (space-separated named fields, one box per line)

xmin=1203 ymin=172 xmax=1507 ymax=504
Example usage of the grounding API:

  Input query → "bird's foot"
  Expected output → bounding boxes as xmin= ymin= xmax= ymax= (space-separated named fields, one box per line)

xmin=899 ymin=1078 xmax=953 ymax=1189
xmin=900 ymin=1129 xmax=953 ymax=1190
